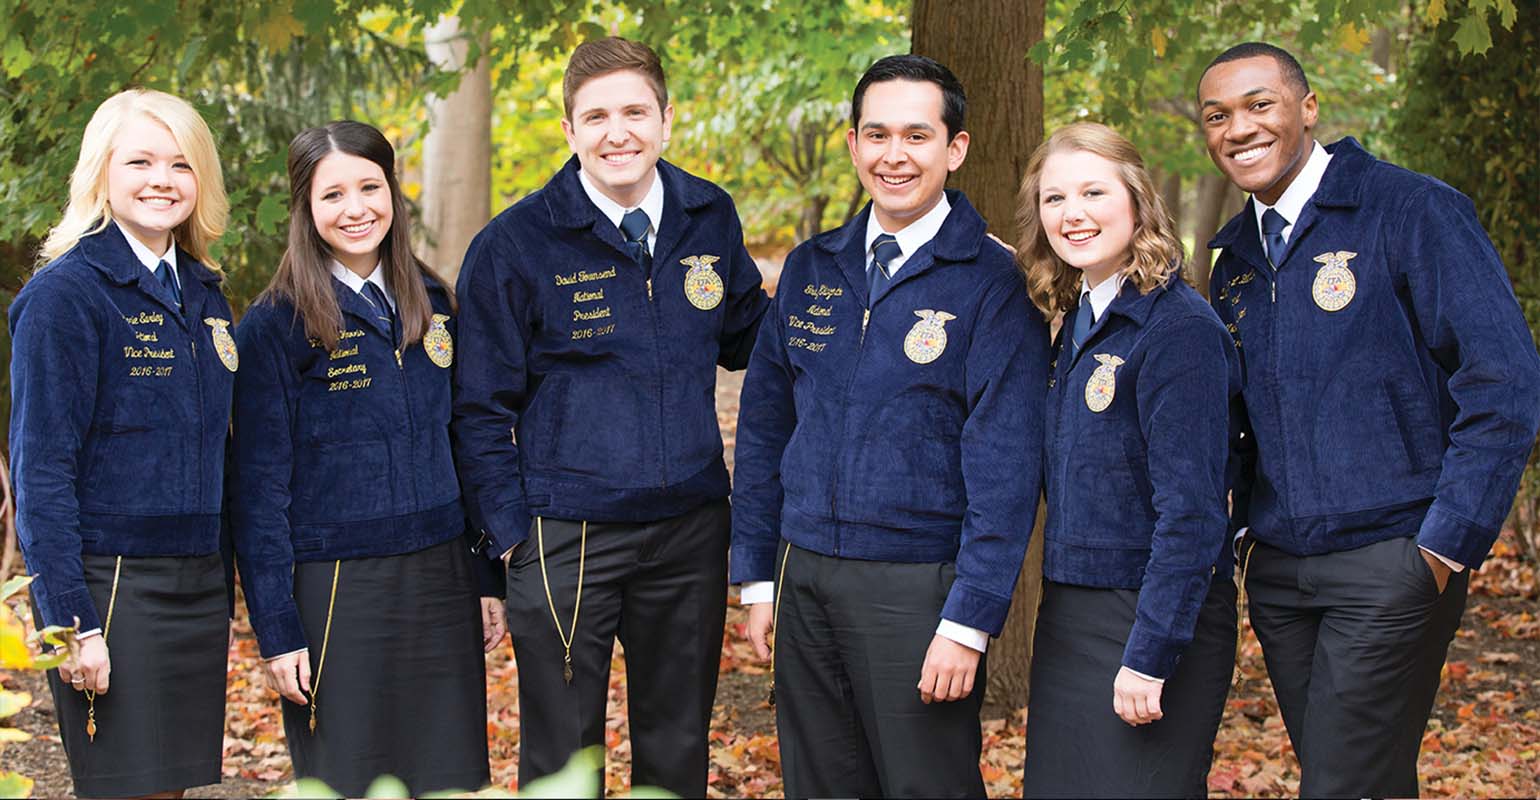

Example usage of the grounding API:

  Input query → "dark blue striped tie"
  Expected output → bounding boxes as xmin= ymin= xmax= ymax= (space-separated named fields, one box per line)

xmin=361 ymin=282 xmax=399 ymax=348
xmin=868 ymin=234 xmax=901 ymax=303
xmin=620 ymin=208 xmax=653 ymax=276
xmin=1261 ymin=208 xmax=1289 ymax=267
xmin=156 ymin=260 xmax=181 ymax=310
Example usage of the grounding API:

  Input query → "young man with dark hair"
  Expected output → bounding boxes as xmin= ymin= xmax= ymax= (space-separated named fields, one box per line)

xmin=1199 ymin=40 xmax=1540 ymax=797
xmin=452 ymin=36 xmax=769 ymax=796
xmin=731 ymin=54 xmax=1048 ymax=797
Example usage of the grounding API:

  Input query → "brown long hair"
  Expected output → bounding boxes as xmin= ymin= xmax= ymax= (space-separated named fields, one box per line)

xmin=1015 ymin=122 xmax=1186 ymax=317
xmin=260 ymin=120 xmax=444 ymax=351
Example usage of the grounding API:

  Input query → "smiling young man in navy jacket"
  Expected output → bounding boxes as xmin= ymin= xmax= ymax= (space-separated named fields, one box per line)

xmin=1200 ymin=42 xmax=1540 ymax=797
xmin=731 ymin=55 xmax=1048 ymax=797
xmin=451 ymin=37 xmax=768 ymax=796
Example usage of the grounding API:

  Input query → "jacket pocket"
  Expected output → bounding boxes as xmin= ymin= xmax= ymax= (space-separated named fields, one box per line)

xmin=291 ymin=441 xmax=390 ymax=522
xmin=1384 ymin=380 xmax=1441 ymax=474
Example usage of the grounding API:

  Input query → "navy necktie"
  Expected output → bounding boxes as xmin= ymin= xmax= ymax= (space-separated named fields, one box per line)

xmin=1261 ymin=208 xmax=1289 ymax=268
xmin=620 ymin=208 xmax=653 ymax=276
xmin=156 ymin=260 xmax=181 ymax=310
xmin=361 ymin=282 xmax=400 ymax=348
xmin=868 ymin=234 xmax=901 ymax=303
xmin=1068 ymin=291 xmax=1093 ymax=361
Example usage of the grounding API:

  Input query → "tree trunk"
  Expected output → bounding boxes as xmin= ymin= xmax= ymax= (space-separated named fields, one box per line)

xmin=1160 ymin=171 xmax=1183 ymax=238
xmin=1190 ymin=171 xmax=1244 ymax=297
xmin=912 ymin=0 xmax=1045 ymax=711
xmin=422 ymin=15 xmax=492 ymax=285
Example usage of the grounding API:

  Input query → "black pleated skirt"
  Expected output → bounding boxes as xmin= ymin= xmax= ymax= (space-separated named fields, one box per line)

xmin=42 ymin=553 xmax=228 ymax=798
xmin=1024 ymin=575 xmax=1238 ymax=798
xmin=281 ymin=536 xmax=490 ymax=797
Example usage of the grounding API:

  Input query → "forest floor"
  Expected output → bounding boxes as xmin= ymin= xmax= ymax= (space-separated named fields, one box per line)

xmin=5 ymin=370 xmax=1538 ymax=798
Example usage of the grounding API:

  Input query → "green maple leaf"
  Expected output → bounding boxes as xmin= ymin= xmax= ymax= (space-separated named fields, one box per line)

xmin=1452 ymin=11 xmax=1495 ymax=54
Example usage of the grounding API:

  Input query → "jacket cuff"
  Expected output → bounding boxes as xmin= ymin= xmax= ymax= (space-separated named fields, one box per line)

xmin=481 ymin=504 xmax=532 ymax=562
xmin=729 ymin=540 xmax=778 ymax=584
xmin=43 ymin=585 xmax=102 ymax=634
xmin=1121 ymin=625 xmax=1181 ymax=680
xmin=252 ymin=604 xmax=308 ymax=659
xmin=939 ymin=582 xmax=1011 ymax=636
xmin=1416 ymin=503 xmax=1499 ymax=571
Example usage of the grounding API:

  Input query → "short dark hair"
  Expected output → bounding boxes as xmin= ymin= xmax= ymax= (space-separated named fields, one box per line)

xmin=851 ymin=54 xmax=967 ymax=141
xmin=563 ymin=36 xmax=669 ymax=118
xmin=1202 ymin=42 xmax=1311 ymax=97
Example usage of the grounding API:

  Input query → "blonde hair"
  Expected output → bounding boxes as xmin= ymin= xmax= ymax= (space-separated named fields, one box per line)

xmin=38 ymin=89 xmax=229 ymax=271
xmin=1015 ymin=122 xmax=1185 ymax=316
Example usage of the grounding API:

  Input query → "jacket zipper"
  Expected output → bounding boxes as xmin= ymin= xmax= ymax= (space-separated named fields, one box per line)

xmin=644 ymin=275 xmax=668 ymax=489
xmin=395 ymin=339 xmax=418 ymax=507
xmin=828 ymin=300 xmax=871 ymax=555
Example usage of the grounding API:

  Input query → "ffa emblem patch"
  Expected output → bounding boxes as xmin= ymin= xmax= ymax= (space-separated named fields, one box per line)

xmin=1084 ymin=353 xmax=1125 ymax=413
xmin=424 ymin=313 xmax=454 ymax=368
xmin=204 ymin=317 xmax=238 ymax=372
xmin=903 ymin=309 xmax=956 ymax=364
xmin=681 ymin=254 xmax=724 ymax=310
xmin=1311 ymin=251 xmax=1357 ymax=312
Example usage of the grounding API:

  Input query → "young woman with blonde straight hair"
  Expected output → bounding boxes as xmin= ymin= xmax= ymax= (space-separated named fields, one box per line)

xmin=1018 ymin=122 xmax=1241 ymax=797
xmin=10 ymin=88 xmax=236 ymax=798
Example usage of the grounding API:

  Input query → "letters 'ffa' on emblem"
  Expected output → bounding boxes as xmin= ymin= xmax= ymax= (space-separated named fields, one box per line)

xmin=424 ymin=313 xmax=454 ymax=368
xmin=903 ymin=309 xmax=956 ymax=364
xmin=204 ymin=317 xmax=238 ymax=372
xmin=1311 ymin=251 xmax=1357 ymax=312
xmin=1084 ymin=353 xmax=1125 ymax=413
xmin=681 ymin=254 xmax=724 ymax=310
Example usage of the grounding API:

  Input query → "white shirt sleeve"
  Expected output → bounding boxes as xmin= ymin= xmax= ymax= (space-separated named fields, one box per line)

xmin=935 ymin=619 xmax=989 ymax=653
xmin=739 ymin=581 xmax=774 ymax=605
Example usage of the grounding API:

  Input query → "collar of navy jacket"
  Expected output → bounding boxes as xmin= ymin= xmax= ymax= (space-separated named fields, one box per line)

xmin=1209 ymin=136 xmax=1375 ymax=273
xmin=80 ymin=219 xmax=224 ymax=321
xmin=814 ymin=189 xmax=985 ymax=304
xmin=1059 ymin=271 xmax=1166 ymax=376
xmin=541 ymin=154 xmax=721 ymax=269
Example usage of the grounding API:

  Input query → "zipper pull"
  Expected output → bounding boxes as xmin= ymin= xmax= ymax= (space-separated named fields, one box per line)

xmin=1271 ymin=282 xmax=1276 ymax=303
xmin=860 ymin=308 xmax=870 ymax=343
xmin=646 ymin=279 xmax=654 ymax=300
xmin=395 ymin=349 xmax=403 ymax=368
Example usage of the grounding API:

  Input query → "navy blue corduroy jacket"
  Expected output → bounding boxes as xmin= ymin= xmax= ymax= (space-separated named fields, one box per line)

xmin=230 ymin=277 xmax=489 ymax=657
xmin=1210 ymin=137 xmax=1540 ymax=569
xmin=452 ymin=158 xmax=769 ymax=557
xmin=730 ymin=192 xmax=1049 ymax=635
xmin=9 ymin=223 xmax=236 ymax=631
xmin=1043 ymin=277 xmax=1238 ymax=678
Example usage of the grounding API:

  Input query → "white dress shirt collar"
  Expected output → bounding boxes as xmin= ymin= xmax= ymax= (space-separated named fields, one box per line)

xmin=118 ymin=224 xmax=179 ymax=288
xmin=1079 ymin=272 xmax=1126 ymax=320
xmin=578 ymin=166 xmax=666 ymax=250
xmin=329 ymin=259 xmax=394 ymax=311
xmin=1252 ymin=140 xmax=1331 ymax=247
xmin=863 ymin=193 xmax=953 ymax=277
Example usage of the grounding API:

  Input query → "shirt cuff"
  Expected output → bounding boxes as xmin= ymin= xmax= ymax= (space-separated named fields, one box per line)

xmin=1419 ymin=546 xmax=1466 ymax=573
xmin=76 ymin=629 xmax=102 ymax=640
xmin=264 ymin=647 xmax=308 ymax=663
xmin=740 ymin=581 xmax=774 ymax=605
xmin=1125 ymin=667 xmax=1166 ymax=684
xmin=1233 ymin=526 xmax=1249 ymax=559
xmin=936 ymin=619 xmax=989 ymax=653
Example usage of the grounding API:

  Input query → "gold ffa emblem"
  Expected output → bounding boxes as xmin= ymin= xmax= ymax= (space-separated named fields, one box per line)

xmin=903 ymin=309 xmax=956 ymax=364
xmin=424 ymin=313 xmax=454 ymax=368
xmin=204 ymin=317 xmax=238 ymax=372
xmin=681 ymin=254 xmax=724 ymax=310
xmin=1311 ymin=251 xmax=1357 ymax=312
xmin=1084 ymin=353 xmax=1124 ymax=413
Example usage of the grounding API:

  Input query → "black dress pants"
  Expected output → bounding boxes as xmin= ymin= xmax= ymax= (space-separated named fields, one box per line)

xmin=773 ymin=543 xmax=987 ymax=798
xmin=1243 ymin=534 xmax=1468 ymax=797
xmin=505 ymin=499 xmax=730 ymax=797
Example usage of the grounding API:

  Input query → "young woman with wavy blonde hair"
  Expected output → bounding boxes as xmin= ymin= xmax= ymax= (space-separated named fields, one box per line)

xmin=1016 ymin=122 xmax=1242 ymax=797
xmin=11 ymin=88 xmax=236 ymax=798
